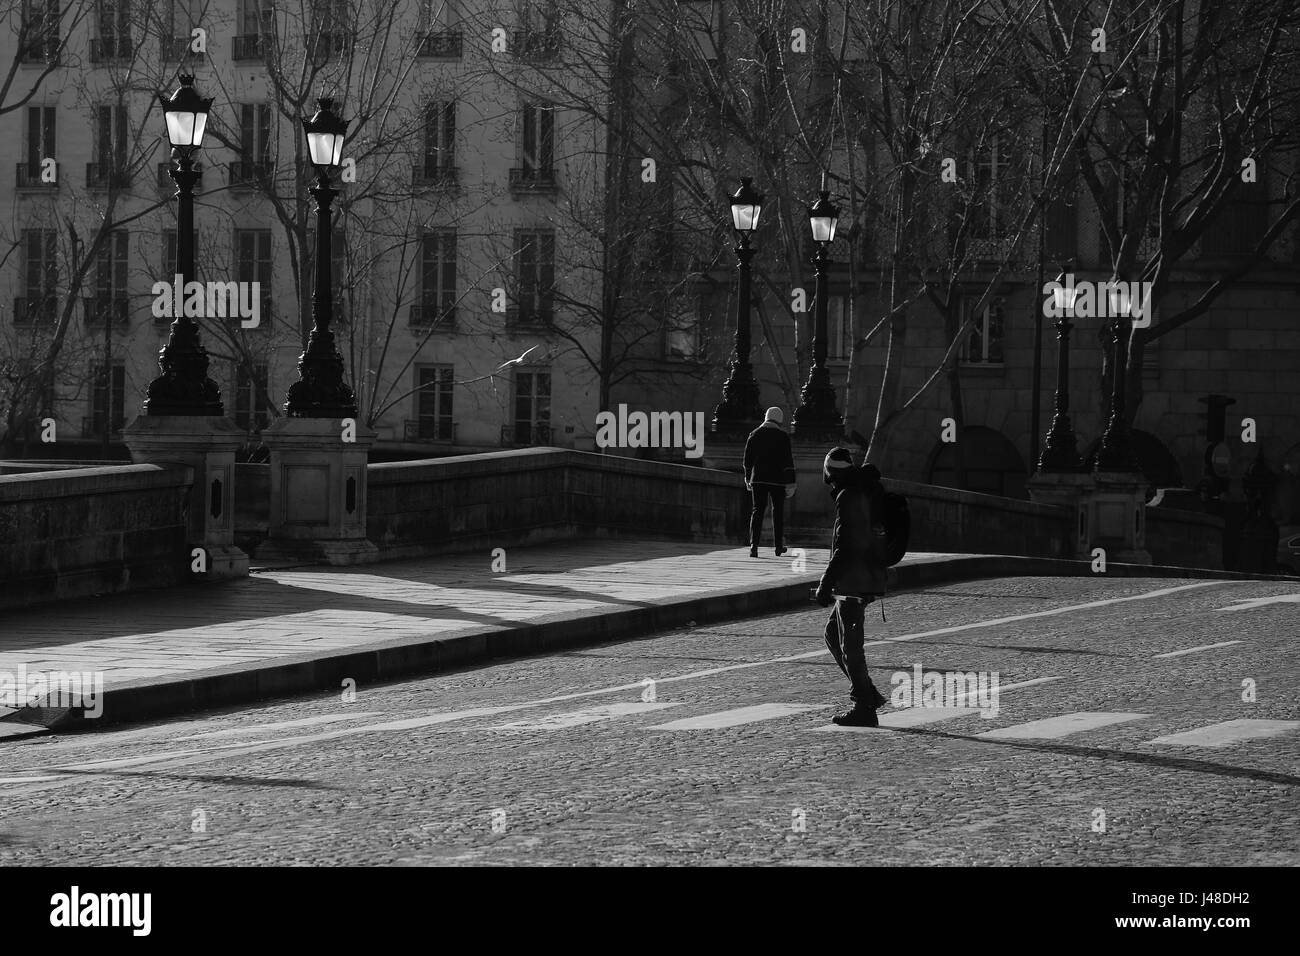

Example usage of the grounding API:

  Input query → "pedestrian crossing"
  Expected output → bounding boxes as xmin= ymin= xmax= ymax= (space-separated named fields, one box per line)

xmin=455 ymin=700 xmax=1300 ymax=751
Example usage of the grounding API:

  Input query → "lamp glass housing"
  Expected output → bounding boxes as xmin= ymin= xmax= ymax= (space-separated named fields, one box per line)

xmin=729 ymin=178 xmax=764 ymax=233
xmin=808 ymin=192 xmax=840 ymax=243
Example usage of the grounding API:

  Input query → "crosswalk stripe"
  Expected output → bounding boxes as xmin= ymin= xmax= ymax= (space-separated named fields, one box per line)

xmin=810 ymin=707 xmax=984 ymax=732
xmin=492 ymin=702 xmax=680 ymax=731
xmin=649 ymin=703 xmax=823 ymax=730
xmin=1146 ymin=719 xmax=1300 ymax=748
xmin=974 ymin=712 xmax=1151 ymax=740
xmin=1152 ymin=641 xmax=1243 ymax=659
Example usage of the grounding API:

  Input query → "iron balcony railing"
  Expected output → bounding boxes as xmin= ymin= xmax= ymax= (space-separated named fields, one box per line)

xmin=416 ymin=30 xmax=463 ymax=58
xmin=86 ymin=162 xmax=132 ymax=190
xmin=501 ymin=423 xmax=552 ymax=447
xmin=508 ymin=167 xmax=557 ymax=193
xmin=404 ymin=419 xmax=457 ymax=443
xmin=82 ymin=296 xmax=130 ymax=326
xmin=408 ymin=304 xmax=457 ymax=330
xmin=16 ymin=162 xmax=59 ymax=189
xmin=13 ymin=296 xmax=58 ymax=325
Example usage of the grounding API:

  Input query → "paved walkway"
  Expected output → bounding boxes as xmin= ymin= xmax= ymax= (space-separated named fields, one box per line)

xmin=0 ymin=538 xmax=1277 ymax=733
xmin=0 ymin=539 xmax=826 ymax=695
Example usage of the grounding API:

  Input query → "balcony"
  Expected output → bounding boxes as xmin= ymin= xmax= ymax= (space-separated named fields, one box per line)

xmin=408 ymin=304 xmax=457 ymax=330
xmin=157 ymin=162 xmax=203 ymax=191
xmin=231 ymin=34 xmax=265 ymax=60
xmin=15 ymin=162 xmax=59 ymax=190
xmin=228 ymin=160 xmax=273 ymax=189
xmin=13 ymin=296 xmax=58 ymax=325
xmin=19 ymin=35 xmax=61 ymax=64
xmin=501 ymin=423 xmax=552 ymax=447
xmin=404 ymin=419 xmax=457 ymax=443
xmin=505 ymin=306 xmax=553 ymax=330
xmin=85 ymin=162 xmax=132 ymax=190
xmin=513 ymin=29 xmax=560 ymax=61
xmin=412 ymin=164 xmax=458 ymax=189
xmin=82 ymin=296 xmax=130 ymax=327
xmin=161 ymin=35 xmax=197 ymax=61
xmin=416 ymin=30 xmax=463 ymax=58
xmin=81 ymin=416 xmax=125 ymax=440
xmin=309 ymin=31 xmax=353 ymax=60
xmin=508 ymin=167 xmax=558 ymax=194
xmin=89 ymin=35 xmax=134 ymax=63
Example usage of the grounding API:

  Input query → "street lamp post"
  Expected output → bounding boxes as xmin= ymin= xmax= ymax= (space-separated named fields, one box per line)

xmin=791 ymin=190 xmax=843 ymax=440
xmin=1037 ymin=272 xmax=1081 ymax=472
xmin=284 ymin=97 xmax=357 ymax=418
xmin=711 ymin=176 xmax=765 ymax=434
xmin=1094 ymin=291 xmax=1140 ymax=473
xmin=143 ymin=74 xmax=223 ymax=416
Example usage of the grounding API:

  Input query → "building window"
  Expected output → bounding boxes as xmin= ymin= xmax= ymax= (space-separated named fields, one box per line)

xmin=515 ymin=0 xmax=559 ymax=58
xmin=310 ymin=0 xmax=353 ymax=57
xmin=420 ymin=101 xmax=456 ymax=179
xmin=413 ymin=230 xmax=456 ymax=327
xmin=516 ymin=102 xmax=555 ymax=184
xmin=90 ymin=361 xmax=126 ymax=437
xmin=232 ymin=103 xmax=272 ymax=183
xmin=94 ymin=0 xmax=132 ymax=56
xmin=512 ymin=230 xmax=555 ymax=325
xmin=665 ymin=294 xmax=705 ymax=361
xmin=86 ymin=229 xmax=129 ymax=325
xmin=235 ymin=228 xmax=272 ymax=318
xmin=20 ymin=0 xmax=62 ymax=61
xmin=969 ymin=133 xmax=1012 ymax=242
xmin=511 ymin=367 xmax=551 ymax=444
xmin=826 ymin=294 xmax=854 ymax=361
xmin=233 ymin=362 xmax=270 ymax=432
xmin=414 ymin=365 xmax=455 ymax=440
xmin=90 ymin=105 xmax=128 ymax=186
xmin=19 ymin=229 xmax=58 ymax=323
xmin=961 ymin=296 xmax=1004 ymax=365
xmin=233 ymin=0 xmax=272 ymax=57
xmin=24 ymin=107 xmax=56 ymax=178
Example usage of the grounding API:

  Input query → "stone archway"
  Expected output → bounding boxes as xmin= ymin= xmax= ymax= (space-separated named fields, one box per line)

xmin=927 ymin=425 xmax=1028 ymax=499
xmin=1082 ymin=429 xmax=1184 ymax=489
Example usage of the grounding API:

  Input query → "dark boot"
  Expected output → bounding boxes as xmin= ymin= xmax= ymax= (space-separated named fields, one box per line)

xmin=832 ymin=707 xmax=879 ymax=728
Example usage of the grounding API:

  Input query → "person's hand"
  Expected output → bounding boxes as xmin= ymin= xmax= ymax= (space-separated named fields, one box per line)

xmin=814 ymin=583 xmax=833 ymax=607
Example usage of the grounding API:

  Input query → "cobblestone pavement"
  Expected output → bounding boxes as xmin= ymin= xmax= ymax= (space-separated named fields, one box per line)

xmin=0 ymin=575 xmax=1296 ymax=866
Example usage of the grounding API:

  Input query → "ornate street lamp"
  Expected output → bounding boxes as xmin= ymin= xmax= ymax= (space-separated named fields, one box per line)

xmin=1094 ymin=285 xmax=1140 ymax=473
xmin=711 ymin=176 xmax=765 ymax=434
xmin=791 ymin=190 xmax=844 ymax=440
xmin=1037 ymin=272 xmax=1082 ymax=472
xmin=143 ymin=74 xmax=223 ymax=416
xmin=284 ymin=97 xmax=358 ymax=418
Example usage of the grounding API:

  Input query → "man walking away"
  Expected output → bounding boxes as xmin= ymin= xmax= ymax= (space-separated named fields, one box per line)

xmin=742 ymin=407 xmax=796 ymax=558
xmin=814 ymin=448 xmax=889 ymax=727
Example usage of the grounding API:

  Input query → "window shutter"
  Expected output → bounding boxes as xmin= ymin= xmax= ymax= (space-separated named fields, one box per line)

xmin=421 ymin=233 xmax=438 ymax=305
xmin=539 ymin=106 xmax=554 ymax=169
xmin=539 ymin=232 xmax=555 ymax=313
xmin=522 ymin=107 xmax=536 ymax=172
xmin=441 ymin=231 xmax=457 ymax=310
xmin=442 ymin=101 xmax=456 ymax=165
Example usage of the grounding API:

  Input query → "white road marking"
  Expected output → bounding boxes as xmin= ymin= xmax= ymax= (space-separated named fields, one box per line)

xmin=974 ymin=712 xmax=1151 ymax=740
xmin=175 ymin=712 xmax=385 ymax=739
xmin=0 ymin=581 xmax=1225 ymax=785
xmin=649 ymin=703 xmax=823 ymax=730
xmin=491 ymin=702 xmax=680 ymax=731
xmin=1152 ymin=641 xmax=1243 ymax=659
xmin=880 ymin=707 xmax=984 ymax=728
xmin=1146 ymin=719 xmax=1300 ymax=748
xmin=1216 ymin=594 xmax=1300 ymax=612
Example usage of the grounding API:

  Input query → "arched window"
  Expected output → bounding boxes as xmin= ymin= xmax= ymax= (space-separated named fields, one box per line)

xmin=927 ymin=425 xmax=1028 ymax=499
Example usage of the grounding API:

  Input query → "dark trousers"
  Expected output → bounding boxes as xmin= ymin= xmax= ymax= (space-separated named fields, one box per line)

xmin=824 ymin=598 xmax=886 ymax=709
xmin=749 ymin=484 xmax=785 ymax=550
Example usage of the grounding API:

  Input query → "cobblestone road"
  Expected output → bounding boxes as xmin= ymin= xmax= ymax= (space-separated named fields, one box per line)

xmin=1 ymin=575 xmax=1296 ymax=865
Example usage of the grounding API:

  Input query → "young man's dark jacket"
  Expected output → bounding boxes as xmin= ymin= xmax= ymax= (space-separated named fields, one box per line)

xmin=817 ymin=466 xmax=889 ymax=600
xmin=742 ymin=422 xmax=795 ymax=486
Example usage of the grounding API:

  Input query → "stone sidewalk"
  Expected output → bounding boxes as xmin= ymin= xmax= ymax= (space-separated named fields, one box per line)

xmin=0 ymin=538 xmax=1281 ymax=735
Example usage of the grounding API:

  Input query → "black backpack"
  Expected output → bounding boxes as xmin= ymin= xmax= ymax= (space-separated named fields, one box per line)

xmin=880 ymin=491 xmax=910 ymax=566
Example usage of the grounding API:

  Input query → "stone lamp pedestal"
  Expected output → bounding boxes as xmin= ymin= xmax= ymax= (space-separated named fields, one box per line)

xmin=258 ymin=416 xmax=378 ymax=566
xmin=123 ymin=415 xmax=249 ymax=580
